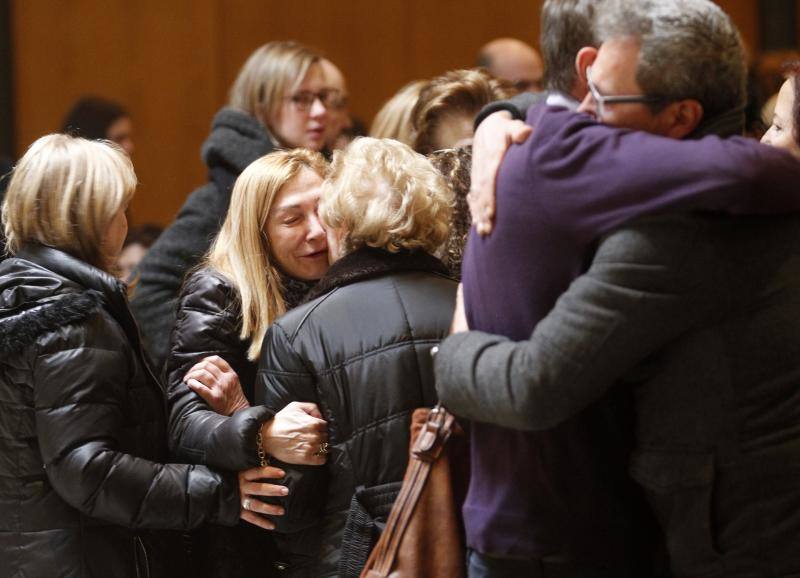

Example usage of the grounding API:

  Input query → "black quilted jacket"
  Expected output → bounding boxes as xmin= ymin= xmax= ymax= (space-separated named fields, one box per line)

xmin=0 ymin=245 xmax=240 ymax=578
xmin=165 ymin=267 xmax=280 ymax=578
xmin=257 ymin=247 xmax=457 ymax=577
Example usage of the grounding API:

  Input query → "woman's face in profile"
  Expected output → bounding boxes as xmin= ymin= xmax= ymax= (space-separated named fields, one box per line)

xmin=270 ymin=63 xmax=329 ymax=151
xmin=761 ymin=77 xmax=800 ymax=157
xmin=102 ymin=207 xmax=129 ymax=271
xmin=266 ymin=168 xmax=329 ymax=281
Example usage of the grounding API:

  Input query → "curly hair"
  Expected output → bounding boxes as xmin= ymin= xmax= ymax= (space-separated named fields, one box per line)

xmin=320 ymin=137 xmax=453 ymax=255
xmin=428 ymin=146 xmax=472 ymax=279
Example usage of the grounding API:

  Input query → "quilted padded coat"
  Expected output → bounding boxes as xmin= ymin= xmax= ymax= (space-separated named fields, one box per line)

xmin=257 ymin=247 xmax=457 ymax=577
xmin=0 ymin=245 xmax=240 ymax=578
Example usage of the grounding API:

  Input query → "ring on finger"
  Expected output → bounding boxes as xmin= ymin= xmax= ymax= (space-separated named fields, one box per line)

xmin=314 ymin=442 xmax=330 ymax=456
xmin=242 ymin=498 xmax=252 ymax=511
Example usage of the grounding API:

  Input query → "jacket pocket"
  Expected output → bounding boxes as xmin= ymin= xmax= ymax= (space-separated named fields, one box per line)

xmin=629 ymin=450 xmax=723 ymax=578
xmin=338 ymin=482 xmax=402 ymax=578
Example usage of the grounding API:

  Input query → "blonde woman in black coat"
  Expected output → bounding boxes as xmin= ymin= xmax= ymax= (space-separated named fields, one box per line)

xmin=0 ymin=135 xmax=287 ymax=578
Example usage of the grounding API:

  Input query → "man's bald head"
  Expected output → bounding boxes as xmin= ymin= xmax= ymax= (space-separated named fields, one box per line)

xmin=477 ymin=38 xmax=544 ymax=93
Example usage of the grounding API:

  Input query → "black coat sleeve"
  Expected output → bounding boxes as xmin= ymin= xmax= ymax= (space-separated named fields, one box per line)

xmin=34 ymin=312 xmax=241 ymax=530
xmin=166 ymin=270 xmax=273 ymax=471
xmin=474 ymin=91 xmax=544 ymax=128
xmin=257 ymin=321 xmax=327 ymax=544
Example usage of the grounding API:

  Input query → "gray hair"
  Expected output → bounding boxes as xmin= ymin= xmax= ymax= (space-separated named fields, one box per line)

xmin=597 ymin=0 xmax=746 ymax=118
xmin=540 ymin=0 xmax=601 ymax=95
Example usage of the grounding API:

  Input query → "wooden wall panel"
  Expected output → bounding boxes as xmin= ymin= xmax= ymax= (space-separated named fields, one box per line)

xmin=10 ymin=0 xmax=769 ymax=227
xmin=715 ymin=0 xmax=760 ymax=57
xmin=12 ymin=0 xmax=220 ymax=225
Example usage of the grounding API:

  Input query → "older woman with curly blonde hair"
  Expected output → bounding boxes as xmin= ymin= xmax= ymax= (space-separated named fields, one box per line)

xmin=256 ymin=137 xmax=458 ymax=577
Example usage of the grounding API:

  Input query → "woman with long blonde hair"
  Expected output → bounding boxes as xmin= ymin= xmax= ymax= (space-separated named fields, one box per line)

xmin=165 ymin=149 xmax=331 ymax=577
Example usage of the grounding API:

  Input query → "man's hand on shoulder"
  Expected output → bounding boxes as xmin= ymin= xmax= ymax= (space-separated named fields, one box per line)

xmin=470 ymin=111 xmax=533 ymax=236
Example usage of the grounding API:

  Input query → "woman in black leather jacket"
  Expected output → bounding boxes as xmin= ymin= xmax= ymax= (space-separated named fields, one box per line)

xmin=0 ymin=134 xmax=287 ymax=578
xmin=257 ymin=138 xmax=458 ymax=577
xmin=165 ymin=149 xmax=331 ymax=576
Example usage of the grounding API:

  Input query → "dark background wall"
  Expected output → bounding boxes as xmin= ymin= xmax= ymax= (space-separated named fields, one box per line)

xmin=4 ymin=0 xmax=779 ymax=226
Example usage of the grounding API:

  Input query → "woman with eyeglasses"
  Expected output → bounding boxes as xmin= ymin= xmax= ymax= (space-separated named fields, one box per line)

xmin=130 ymin=41 xmax=337 ymax=371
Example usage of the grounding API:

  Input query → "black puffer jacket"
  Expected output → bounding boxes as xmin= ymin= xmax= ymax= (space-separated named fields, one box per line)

xmin=166 ymin=267 xmax=317 ymax=578
xmin=167 ymin=267 xmax=316 ymax=468
xmin=0 ymin=245 xmax=240 ymax=578
xmin=131 ymin=108 xmax=275 ymax=370
xmin=167 ymin=268 xmax=271 ymax=469
xmin=166 ymin=267 xmax=277 ymax=578
xmin=257 ymin=248 xmax=457 ymax=577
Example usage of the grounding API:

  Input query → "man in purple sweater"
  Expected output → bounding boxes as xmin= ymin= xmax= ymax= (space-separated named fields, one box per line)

xmin=451 ymin=1 xmax=800 ymax=576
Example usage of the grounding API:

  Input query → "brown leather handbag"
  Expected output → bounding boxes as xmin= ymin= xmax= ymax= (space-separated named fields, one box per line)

xmin=360 ymin=405 xmax=467 ymax=578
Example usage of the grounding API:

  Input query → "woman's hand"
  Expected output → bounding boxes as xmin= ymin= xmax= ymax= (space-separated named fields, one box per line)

xmin=184 ymin=355 xmax=250 ymax=416
xmin=261 ymin=402 xmax=328 ymax=466
xmin=238 ymin=464 xmax=289 ymax=530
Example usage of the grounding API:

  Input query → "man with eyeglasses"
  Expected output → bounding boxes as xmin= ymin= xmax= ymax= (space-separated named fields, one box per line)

xmin=436 ymin=1 xmax=800 ymax=577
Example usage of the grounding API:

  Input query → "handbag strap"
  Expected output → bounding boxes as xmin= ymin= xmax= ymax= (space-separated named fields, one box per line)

xmin=369 ymin=405 xmax=455 ymax=576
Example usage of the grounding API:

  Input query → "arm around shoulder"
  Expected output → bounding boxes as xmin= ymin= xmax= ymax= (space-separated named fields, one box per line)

xmin=436 ymin=215 xmax=713 ymax=430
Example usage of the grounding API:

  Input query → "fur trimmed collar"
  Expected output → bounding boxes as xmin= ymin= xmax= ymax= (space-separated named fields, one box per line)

xmin=0 ymin=245 xmax=129 ymax=355
xmin=201 ymin=107 xmax=275 ymax=175
xmin=0 ymin=290 xmax=104 ymax=354
xmin=304 ymin=247 xmax=450 ymax=302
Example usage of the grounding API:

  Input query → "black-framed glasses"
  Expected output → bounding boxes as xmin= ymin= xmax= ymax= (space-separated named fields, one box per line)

xmin=586 ymin=66 xmax=665 ymax=120
xmin=286 ymin=89 xmax=345 ymax=112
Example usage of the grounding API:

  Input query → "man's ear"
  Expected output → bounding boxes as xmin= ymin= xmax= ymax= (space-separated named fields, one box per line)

xmin=573 ymin=46 xmax=598 ymax=100
xmin=660 ymin=99 xmax=704 ymax=139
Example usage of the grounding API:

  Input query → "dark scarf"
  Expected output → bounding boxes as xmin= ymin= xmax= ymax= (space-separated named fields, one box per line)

xmin=280 ymin=274 xmax=317 ymax=310
xmin=304 ymin=246 xmax=450 ymax=303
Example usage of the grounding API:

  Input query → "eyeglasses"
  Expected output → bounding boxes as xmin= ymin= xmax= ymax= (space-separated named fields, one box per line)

xmin=286 ymin=89 xmax=346 ymax=112
xmin=586 ymin=66 xmax=665 ymax=120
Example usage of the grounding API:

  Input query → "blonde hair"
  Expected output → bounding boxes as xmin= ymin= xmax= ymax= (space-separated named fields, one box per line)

xmin=206 ymin=149 xmax=327 ymax=360
xmin=412 ymin=69 xmax=516 ymax=154
xmin=2 ymin=133 xmax=135 ymax=270
xmin=369 ymin=80 xmax=427 ymax=145
xmin=319 ymin=137 xmax=452 ymax=256
xmin=228 ymin=41 xmax=320 ymax=132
